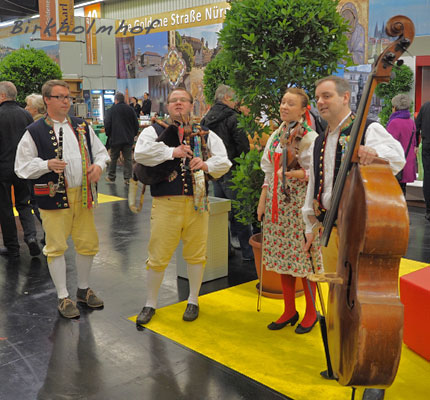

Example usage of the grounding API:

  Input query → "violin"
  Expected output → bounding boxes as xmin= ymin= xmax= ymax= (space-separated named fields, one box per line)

xmin=319 ymin=15 xmax=414 ymax=388
xmin=280 ymin=121 xmax=305 ymax=200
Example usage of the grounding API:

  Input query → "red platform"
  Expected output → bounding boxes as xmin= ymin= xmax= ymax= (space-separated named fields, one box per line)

xmin=400 ymin=266 xmax=430 ymax=361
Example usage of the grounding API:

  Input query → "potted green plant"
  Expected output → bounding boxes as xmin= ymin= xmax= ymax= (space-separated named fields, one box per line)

xmin=230 ymin=147 xmax=297 ymax=298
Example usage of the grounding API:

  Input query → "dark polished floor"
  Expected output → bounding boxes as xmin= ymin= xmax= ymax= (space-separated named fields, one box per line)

xmin=0 ymin=172 xmax=429 ymax=400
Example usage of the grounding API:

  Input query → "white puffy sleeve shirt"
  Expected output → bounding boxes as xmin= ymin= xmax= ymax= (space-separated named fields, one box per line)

xmin=134 ymin=125 xmax=232 ymax=179
xmin=302 ymin=120 xmax=406 ymax=233
xmin=260 ymin=124 xmax=315 ymax=184
xmin=15 ymin=119 xmax=110 ymax=188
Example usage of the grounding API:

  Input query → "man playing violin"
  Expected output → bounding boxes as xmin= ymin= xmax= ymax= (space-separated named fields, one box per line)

xmin=134 ymin=88 xmax=231 ymax=325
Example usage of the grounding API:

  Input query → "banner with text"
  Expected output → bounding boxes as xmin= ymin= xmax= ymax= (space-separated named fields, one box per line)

xmin=84 ymin=3 xmax=101 ymax=64
xmin=39 ymin=0 xmax=75 ymax=41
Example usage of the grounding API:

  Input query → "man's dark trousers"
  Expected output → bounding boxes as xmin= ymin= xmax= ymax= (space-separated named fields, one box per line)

xmin=0 ymin=174 xmax=37 ymax=252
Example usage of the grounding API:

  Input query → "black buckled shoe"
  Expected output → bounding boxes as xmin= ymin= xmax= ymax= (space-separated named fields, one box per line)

xmin=295 ymin=317 xmax=318 ymax=334
xmin=267 ymin=311 xmax=299 ymax=330
xmin=136 ymin=306 xmax=155 ymax=325
xmin=183 ymin=304 xmax=199 ymax=321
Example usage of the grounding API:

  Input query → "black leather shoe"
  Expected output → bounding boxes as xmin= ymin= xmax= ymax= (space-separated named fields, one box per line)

xmin=136 ymin=307 xmax=155 ymax=325
xmin=267 ymin=311 xmax=299 ymax=330
xmin=183 ymin=304 xmax=199 ymax=321
xmin=0 ymin=247 xmax=20 ymax=258
xmin=295 ymin=317 xmax=318 ymax=334
xmin=26 ymin=237 xmax=41 ymax=257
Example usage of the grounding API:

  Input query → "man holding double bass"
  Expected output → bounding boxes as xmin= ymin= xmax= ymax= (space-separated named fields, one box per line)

xmin=134 ymin=88 xmax=231 ymax=325
xmin=302 ymin=75 xmax=405 ymax=400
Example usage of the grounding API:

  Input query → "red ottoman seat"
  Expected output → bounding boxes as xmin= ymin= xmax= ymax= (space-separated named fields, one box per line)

xmin=399 ymin=266 xmax=430 ymax=361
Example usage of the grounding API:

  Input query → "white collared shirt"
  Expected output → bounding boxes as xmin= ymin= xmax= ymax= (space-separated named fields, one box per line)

xmin=15 ymin=118 xmax=110 ymax=188
xmin=302 ymin=113 xmax=406 ymax=233
xmin=134 ymin=125 xmax=232 ymax=179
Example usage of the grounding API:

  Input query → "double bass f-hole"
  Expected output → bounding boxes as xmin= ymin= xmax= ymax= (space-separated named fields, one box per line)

xmin=345 ymin=261 xmax=355 ymax=310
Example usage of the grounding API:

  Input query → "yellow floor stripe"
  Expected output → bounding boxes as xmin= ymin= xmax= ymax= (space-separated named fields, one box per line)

xmin=13 ymin=192 xmax=125 ymax=216
xmin=130 ymin=258 xmax=429 ymax=400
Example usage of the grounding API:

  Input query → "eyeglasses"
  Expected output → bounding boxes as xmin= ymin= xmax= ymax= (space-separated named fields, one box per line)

xmin=168 ymin=97 xmax=192 ymax=104
xmin=49 ymin=95 xmax=72 ymax=102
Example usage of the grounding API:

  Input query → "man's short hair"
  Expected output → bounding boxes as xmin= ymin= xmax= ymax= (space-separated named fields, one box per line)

xmin=115 ymin=92 xmax=125 ymax=102
xmin=25 ymin=93 xmax=46 ymax=114
xmin=315 ymin=75 xmax=351 ymax=96
xmin=391 ymin=93 xmax=411 ymax=111
xmin=0 ymin=81 xmax=17 ymax=100
xmin=41 ymin=80 xmax=69 ymax=99
xmin=215 ymin=84 xmax=235 ymax=102
xmin=167 ymin=88 xmax=193 ymax=104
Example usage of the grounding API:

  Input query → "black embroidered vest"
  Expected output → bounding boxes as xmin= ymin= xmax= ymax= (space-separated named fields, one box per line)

xmin=312 ymin=119 xmax=374 ymax=221
xmin=150 ymin=123 xmax=209 ymax=198
xmin=27 ymin=117 xmax=93 ymax=210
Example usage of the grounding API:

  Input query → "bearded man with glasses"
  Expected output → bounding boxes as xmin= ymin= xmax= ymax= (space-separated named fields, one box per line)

xmin=134 ymin=87 xmax=231 ymax=324
xmin=15 ymin=80 xmax=110 ymax=319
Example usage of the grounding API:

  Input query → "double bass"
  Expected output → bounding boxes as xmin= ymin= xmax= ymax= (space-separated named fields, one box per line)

xmin=319 ymin=16 xmax=414 ymax=388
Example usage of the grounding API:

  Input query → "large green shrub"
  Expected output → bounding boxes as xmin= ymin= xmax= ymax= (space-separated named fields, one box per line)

xmin=0 ymin=47 xmax=62 ymax=105
xmin=229 ymin=148 xmax=265 ymax=226
xmin=217 ymin=0 xmax=351 ymax=137
xmin=203 ymin=51 xmax=231 ymax=105
xmin=375 ymin=63 xmax=414 ymax=126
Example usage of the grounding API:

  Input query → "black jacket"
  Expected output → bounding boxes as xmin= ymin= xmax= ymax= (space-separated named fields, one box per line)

xmin=0 ymin=100 xmax=33 ymax=179
xmin=104 ymin=102 xmax=139 ymax=146
xmin=201 ymin=101 xmax=249 ymax=164
xmin=416 ymin=101 xmax=430 ymax=145
xmin=142 ymin=99 xmax=152 ymax=115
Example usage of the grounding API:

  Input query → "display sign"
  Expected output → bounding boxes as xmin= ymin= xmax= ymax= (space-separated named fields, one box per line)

xmin=114 ymin=2 xmax=230 ymax=37
xmin=84 ymin=3 xmax=101 ymax=64
xmin=38 ymin=0 xmax=75 ymax=41
xmin=84 ymin=3 xmax=101 ymax=19
xmin=39 ymin=0 xmax=57 ymax=41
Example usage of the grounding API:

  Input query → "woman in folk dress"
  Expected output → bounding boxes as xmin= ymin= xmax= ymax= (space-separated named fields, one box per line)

xmin=257 ymin=88 xmax=323 ymax=334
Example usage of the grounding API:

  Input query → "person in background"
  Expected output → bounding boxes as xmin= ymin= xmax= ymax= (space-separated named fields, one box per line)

xmin=257 ymin=87 xmax=322 ymax=334
xmin=129 ymin=96 xmax=141 ymax=117
xmin=134 ymin=88 xmax=231 ymax=325
xmin=0 ymin=81 xmax=40 ymax=258
xmin=141 ymin=92 xmax=152 ymax=116
xmin=415 ymin=101 xmax=430 ymax=220
xmin=201 ymin=84 xmax=254 ymax=261
xmin=25 ymin=93 xmax=46 ymax=121
xmin=15 ymin=79 xmax=110 ymax=318
xmin=104 ymin=92 xmax=139 ymax=185
xmin=386 ymin=94 xmax=416 ymax=195
xmin=25 ymin=93 xmax=47 ymax=241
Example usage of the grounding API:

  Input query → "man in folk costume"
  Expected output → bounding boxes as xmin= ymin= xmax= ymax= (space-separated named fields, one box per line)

xmin=302 ymin=76 xmax=405 ymax=399
xmin=15 ymin=80 xmax=110 ymax=319
xmin=134 ymin=88 xmax=231 ymax=324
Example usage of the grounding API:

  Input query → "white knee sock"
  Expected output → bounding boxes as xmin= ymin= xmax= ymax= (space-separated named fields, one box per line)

xmin=145 ymin=269 xmax=165 ymax=309
xmin=48 ymin=255 xmax=68 ymax=299
xmin=76 ymin=253 xmax=93 ymax=290
xmin=187 ymin=263 xmax=204 ymax=306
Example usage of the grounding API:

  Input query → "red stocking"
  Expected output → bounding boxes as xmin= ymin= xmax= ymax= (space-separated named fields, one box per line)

xmin=300 ymin=278 xmax=317 ymax=328
xmin=275 ymin=274 xmax=296 ymax=324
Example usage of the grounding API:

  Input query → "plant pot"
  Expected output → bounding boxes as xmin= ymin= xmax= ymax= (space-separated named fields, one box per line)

xmin=249 ymin=233 xmax=304 ymax=299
